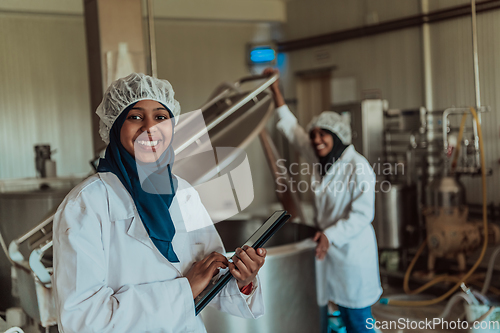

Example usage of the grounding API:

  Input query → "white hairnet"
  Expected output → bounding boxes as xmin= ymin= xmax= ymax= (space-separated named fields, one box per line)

xmin=307 ymin=111 xmax=352 ymax=145
xmin=96 ymin=73 xmax=181 ymax=144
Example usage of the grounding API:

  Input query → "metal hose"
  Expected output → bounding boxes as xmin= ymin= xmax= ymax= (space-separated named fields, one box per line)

xmin=481 ymin=245 xmax=500 ymax=295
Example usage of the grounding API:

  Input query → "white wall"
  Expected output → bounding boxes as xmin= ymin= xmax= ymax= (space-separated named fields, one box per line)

xmin=283 ymin=28 xmax=423 ymax=109
xmin=0 ymin=13 xmax=93 ymax=179
xmin=279 ymin=0 xmax=423 ymax=106
xmin=283 ymin=0 xmax=420 ymax=40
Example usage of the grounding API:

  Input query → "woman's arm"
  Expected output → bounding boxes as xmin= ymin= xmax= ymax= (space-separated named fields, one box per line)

xmin=264 ymin=68 xmax=317 ymax=164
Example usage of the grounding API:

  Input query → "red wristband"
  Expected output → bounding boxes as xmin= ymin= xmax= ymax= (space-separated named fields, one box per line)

xmin=240 ymin=282 xmax=253 ymax=295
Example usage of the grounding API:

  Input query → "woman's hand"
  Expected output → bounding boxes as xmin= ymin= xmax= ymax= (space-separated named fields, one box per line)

xmin=185 ymin=251 xmax=229 ymax=299
xmin=229 ymin=245 xmax=267 ymax=289
xmin=262 ymin=68 xmax=280 ymax=91
xmin=313 ymin=231 xmax=330 ymax=260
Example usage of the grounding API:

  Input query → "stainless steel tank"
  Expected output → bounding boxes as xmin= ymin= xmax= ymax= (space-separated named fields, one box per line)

xmin=201 ymin=219 xmax=319 ymax=333
xmin=373 ymin=183 xmax=419 ymax=249
xmin=0 ymin=177 xmax=82 ymax=311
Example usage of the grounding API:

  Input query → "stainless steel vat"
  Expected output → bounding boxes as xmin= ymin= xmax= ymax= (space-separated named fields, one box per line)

xmin=0 ymin=177 xmax=81 ymax=311
xmin=201 ymin=220 xmax=319 ymax=333
xmin=373 ymin=183 xmax=419 ymax=249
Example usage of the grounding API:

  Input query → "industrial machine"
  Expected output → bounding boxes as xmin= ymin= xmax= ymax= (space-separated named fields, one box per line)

xmin=336 ymin=96 xmax=500 ymax=312
xmin=376 ymin=104 xmax=500 ymax=267
xmin=423 ymin=108 xmax=500 ymax=274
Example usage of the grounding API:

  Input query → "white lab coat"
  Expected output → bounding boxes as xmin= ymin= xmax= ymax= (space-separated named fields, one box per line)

xmin=276 ymin=105 xmax=382 ymax=309
xmin=52 ymin=172 xmax=264 ymax=333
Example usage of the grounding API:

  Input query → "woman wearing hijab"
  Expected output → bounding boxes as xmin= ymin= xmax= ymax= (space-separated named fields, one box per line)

xmin=52 ymin=73 xmax=265 ymax=333
xmin=263 ymin=68 xmax=382 ymax=333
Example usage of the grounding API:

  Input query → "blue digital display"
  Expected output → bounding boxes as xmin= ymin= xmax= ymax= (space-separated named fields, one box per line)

xmin=250 ymin=47 xmax=276 ymax=63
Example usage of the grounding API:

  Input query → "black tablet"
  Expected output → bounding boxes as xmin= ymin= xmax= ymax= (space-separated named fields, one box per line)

xmin=194 ymin=210 xmax=291 ymax=315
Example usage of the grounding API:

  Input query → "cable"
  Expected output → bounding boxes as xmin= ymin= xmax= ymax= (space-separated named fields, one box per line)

xmin=481 ymin=245 xmax=500 ymax=295
xmin=472 ymin=291 xmax=490 ymax=304
xmin=438 ymin=292 xmax=474 ymax=319
xmin=382 ymin=107 xmax=488 ymax=307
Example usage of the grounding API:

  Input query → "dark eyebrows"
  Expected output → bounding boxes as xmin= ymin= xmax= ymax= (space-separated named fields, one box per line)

xmin=130 ymin=107 xmax=168 ymax=111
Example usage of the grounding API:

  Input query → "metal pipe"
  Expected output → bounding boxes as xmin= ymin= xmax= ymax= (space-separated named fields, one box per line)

xmin=470 ymin=0 xmax=482 ymax=168
xmin=471 ymin=0 xmax=481 ymax=109
xmin=146 ymin=0 xmax=157 ymax=77
xmin=14 ymin=215 xmax=53 ymax=245
xmin=421 ymin=0 xmax=434 ymax=111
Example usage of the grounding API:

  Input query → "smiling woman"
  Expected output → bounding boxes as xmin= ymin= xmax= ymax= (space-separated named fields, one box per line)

xmin=120 ymin=100 xmax=174 ymax=164
xmin=52 ymin=73 xmax=266 ymax=333
xmin=264 ymin=67 xmax=382 ymax=333
xmin=309 ymin=128 xmax=334 ymax=157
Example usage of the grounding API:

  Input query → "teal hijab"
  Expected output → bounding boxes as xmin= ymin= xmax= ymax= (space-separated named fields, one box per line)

xmin=97 ymin=102 xmax=180 ymax=262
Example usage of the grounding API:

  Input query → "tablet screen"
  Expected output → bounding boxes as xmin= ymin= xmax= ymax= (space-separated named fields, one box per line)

xmin=243 ymin=210 xmax=285 ymax=248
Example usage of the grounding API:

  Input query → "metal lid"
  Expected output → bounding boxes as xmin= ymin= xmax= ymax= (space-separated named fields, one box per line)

xmin=172 ymin=75 xmax=277 ymax=185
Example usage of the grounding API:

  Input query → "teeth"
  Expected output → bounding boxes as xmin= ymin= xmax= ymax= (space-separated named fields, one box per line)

xmin=137 ymin=140 xmax=159 ymax=146
xmin=316 ymin=144 xmax=326 ymax=150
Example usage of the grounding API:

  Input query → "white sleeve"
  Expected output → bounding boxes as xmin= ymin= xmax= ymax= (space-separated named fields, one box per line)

xmin=53 ymin=195 xmax=197 ymax=333
xmin=322 ymin=167 xmax=376 ymax=248
xmin=275 ymin=104 xmax=318 ymax=163
xmin=209 ymin=275 xmax=264 ymax=319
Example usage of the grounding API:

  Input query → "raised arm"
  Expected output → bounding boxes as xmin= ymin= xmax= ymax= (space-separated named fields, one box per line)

xmin=263 ymin=68 xmax=317 ymax=164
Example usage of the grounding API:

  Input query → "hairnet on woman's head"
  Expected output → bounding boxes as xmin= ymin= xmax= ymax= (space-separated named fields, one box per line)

xmin=307 ymin=111 xmax=352 ymax=145
xmin=96 ymin=73 xmax=181 ymax=144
